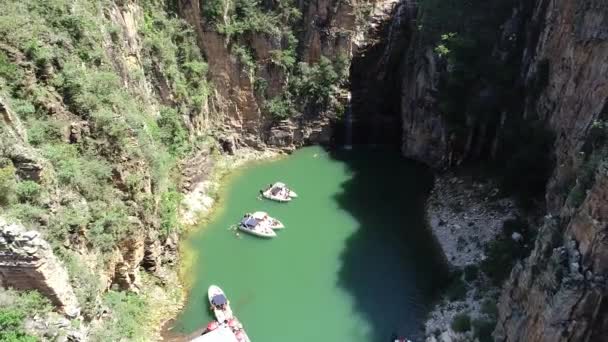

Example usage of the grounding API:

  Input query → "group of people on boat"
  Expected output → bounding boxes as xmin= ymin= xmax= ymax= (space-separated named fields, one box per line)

xmin=258 ymin=182 xmax=298 ymax=202
xmin=195 ymin=286 xmax=251 ymax=342
xmin=237 ymin=182 xmax=296 ymax=239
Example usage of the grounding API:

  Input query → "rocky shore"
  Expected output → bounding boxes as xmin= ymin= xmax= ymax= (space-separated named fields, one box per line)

xmin=423 ymin=173 xmax=521 ymax=342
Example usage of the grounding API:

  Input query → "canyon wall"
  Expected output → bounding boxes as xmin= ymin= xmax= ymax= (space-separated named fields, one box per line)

xmin=494 ymin=1 xmax=608 ymax=340
xmin=384 ymin=0 xmax=608 ymax=340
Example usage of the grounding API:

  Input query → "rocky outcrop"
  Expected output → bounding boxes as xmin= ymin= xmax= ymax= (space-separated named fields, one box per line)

xmin=427 ymin=174 xmax=519 ymax=267
xmin=0 ymin=218 xmax=80 ymax=316
xmin=524 ymin=0 xmax=608 ymax=213
xmin=495 ymin=171 xmax=608 ymax=341
xmin=400 ymin=47 xmax=447 ymax=167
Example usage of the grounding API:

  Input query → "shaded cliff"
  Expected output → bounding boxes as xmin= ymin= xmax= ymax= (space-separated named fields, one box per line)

xmin=372 ymin=0 xmax=608 ymax=340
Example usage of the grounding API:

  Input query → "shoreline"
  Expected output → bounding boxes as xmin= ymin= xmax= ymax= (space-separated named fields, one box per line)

xmin=155 ymin=146 xmax=283 ymax=341
xmin=422 ymin=172 xmax=520 ymax=342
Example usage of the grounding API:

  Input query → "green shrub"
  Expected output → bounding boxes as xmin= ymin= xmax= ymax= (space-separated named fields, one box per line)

xmin=231 ymin=44 xmax=256 ymax=76
xmin=451 ymin=313 xmax=471 ymax=332
xmin=567 ymin=147 xmax=607 ymax=207
xmin=6 ymin=203 xmax=46 ymax=227
xmin=0 ymin=163 xmax=16 ymax=206
xmin=10 ymin=99 xmax=36 ymax=118
xmin=141 ymin=2 xmax=210 ymax=115
xmin=15 ymin=181 xmax=42 ymax=203
xmin=159 ymin=189 xmax=183 ymax=239
xmin=47 ymin=205 xmax=91 ymax=245
xmin=0 ymin=289 xmax=51 ymax=342
xmin=25 ymin=40 xmax=53 ymax=69
xmin=472 ymin=318 xmax=496 ymax=342
xmin=62 ymin=252 xmax=102 ymax=319
xmin=445 ymin=272 xmax=467 ymax=301
xmin=464 ymin=264 xmax=479 ymax=282
xmin=0 ymin=309 xmax=37 ymax=342
xmin=270 ymin=48 xmax=296 ymax=70
xmin=481 ymin=299 xmax=498 ymax=318
xmin=0 ymin=51 xmax=24 ymax=85
xmin=42 ymin=144 xmax=112 ymax=200
xmin=90 ymin=291 xmax=149 ymax=342
xmin=26 ymin=119 xmax=64 ymax=146
xmin=265 ymin=96 xmax=295 ymax=119
xmin=88 ymin=201 xmax=131 ymax=253
xmin=158 ymin=107 xmax=189 ymax=156
xmin=481 ymin=218 xmax=535 ymax=285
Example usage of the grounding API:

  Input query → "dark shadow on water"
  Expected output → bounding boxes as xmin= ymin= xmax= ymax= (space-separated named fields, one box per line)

xmin=329 ymin=147 xmax=449 ymax=342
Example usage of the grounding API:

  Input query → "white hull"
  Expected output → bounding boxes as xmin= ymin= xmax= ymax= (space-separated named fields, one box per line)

xmin=240 ymin=212 xmax=282 ymax=236
xmin=207 ymin=285 xmax=233 ymax=322
xmin=238 ymin=224 xmax=277 ymax=238
xmin=262 ymin=190 xmax=291 ymax=202
xmin=261 ymin=182 xmax=297 ymax=202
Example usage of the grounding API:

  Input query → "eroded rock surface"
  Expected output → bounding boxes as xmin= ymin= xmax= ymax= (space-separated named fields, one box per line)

xmin=0 ymin=218 xmax=80 ymax=317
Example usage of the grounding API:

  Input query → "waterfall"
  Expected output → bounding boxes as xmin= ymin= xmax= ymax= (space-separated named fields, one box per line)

xmin=344 ymin=102 xmax=353 ymax=150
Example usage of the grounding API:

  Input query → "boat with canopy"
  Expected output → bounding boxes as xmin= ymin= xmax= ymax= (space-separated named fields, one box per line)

xmin=238 ymin=212 xmax=282 ymax=238
xmin=261 ymin=182 xmax=298 ymax=202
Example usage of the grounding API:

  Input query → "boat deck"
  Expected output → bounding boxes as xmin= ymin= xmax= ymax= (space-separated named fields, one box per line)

xmin=190 ymin=326 xmax=239 ymax=342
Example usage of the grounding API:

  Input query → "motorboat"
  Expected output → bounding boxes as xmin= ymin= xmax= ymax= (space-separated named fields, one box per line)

xmin=208 ymin=285 xmax=233 ymax=322
xmin=261 ymin=182 xmax=297 ymax=202
xmin=238 ymin=213 xmax=280 ymax=238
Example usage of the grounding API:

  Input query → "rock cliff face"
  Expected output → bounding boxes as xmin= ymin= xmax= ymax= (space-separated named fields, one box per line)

xmin=492 ymin=1 xmax=608 ymax=340
xmin=174 ymin=0 xmax=403 ymax=150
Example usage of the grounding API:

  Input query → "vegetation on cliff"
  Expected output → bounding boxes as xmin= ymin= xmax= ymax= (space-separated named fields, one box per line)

xmin=0 ymin=0 xmax=210 ymax=339
xmin=201 ymin=0 xmax=350 ymax=120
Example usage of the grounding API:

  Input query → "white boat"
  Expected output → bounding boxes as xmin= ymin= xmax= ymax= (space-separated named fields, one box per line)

xmin=238 ymin=213 xmax=278 ymax=238
xmin=208 ymin=285 xmax=233 ymax=323
xmin=261 ymin=182 xmax=297 ymax=202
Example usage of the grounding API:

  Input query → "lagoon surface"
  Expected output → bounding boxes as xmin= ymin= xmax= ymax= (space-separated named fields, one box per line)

xmin=172 ymin=146 xmax=447 ymax=341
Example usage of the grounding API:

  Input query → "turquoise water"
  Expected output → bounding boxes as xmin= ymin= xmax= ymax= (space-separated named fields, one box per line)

xmin=172 ymin=146 xmax=447 ymax=341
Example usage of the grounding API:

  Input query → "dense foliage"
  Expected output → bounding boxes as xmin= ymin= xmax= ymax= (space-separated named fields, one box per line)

xmin=0 ymin=0 xmax=208 ymax=337
xmin=266 ymin=56 xmax=349 ymax=119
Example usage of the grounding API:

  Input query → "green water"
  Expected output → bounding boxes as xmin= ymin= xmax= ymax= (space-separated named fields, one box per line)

xmin=173 ymin=146 xmax=447 ymax=341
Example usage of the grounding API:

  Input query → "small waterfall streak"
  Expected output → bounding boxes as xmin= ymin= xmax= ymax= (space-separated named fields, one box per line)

xmin=344 ymin=102 xmax=353 ymax=150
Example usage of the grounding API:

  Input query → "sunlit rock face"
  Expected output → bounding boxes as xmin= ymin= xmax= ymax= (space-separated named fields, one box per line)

xmin=0 ymin=218 xmax=80 ymax=317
